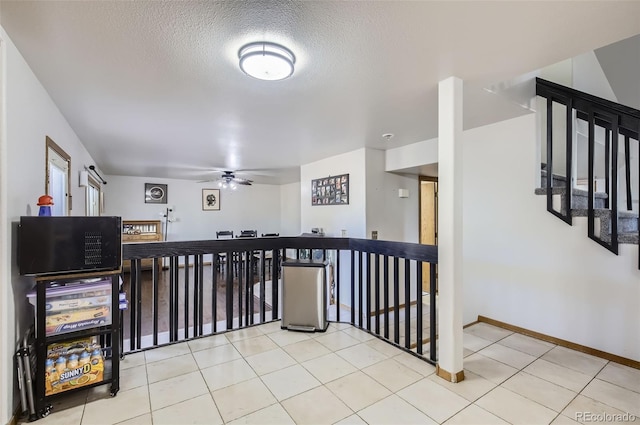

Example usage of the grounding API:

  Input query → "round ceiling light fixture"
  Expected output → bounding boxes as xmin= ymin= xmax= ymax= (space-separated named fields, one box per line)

xmin=238 ymin=42 xmax=296 ymax=81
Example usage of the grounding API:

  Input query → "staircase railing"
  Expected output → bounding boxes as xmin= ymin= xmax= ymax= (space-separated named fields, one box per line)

xmin=121 ymin=236 xmax=438 ymax=364
xmin=536 ymin=78 xmax=639 ymax=267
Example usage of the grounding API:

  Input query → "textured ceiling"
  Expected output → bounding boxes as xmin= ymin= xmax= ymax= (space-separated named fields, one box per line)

xmin=1 ymin=1 xmax=639 ymax=183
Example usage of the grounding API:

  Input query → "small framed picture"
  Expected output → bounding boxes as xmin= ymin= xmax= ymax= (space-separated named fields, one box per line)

xmin=145 ymin=183 xmax=167 ymax=204
xmin=202 ymin=188 xmax=220 ymax=211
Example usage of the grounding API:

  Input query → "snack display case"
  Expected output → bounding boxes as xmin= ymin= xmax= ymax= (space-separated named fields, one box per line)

xmin=30 ymin=270 xmax=121 ymax=419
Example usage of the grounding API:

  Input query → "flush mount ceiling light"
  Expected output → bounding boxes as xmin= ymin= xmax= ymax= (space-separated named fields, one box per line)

xmin=238 ymin=42 xmax=296 ymax=81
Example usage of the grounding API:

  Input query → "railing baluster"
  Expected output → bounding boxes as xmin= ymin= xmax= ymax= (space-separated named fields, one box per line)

xmin=350 ymin=250 xmax=355 ymax=326
xmin=404 ymin=259 xmax=410 ymax=349
xmin=152 ymin=258 xmax=159 ymax=346
xmin=134 ymin=259 xmax=142 ymax=350
xmin=129 ymin=260 xmax=137 ymax=351
xmin=375 ymin=254 xmax=380 ymax=335
xmin=625 ymin=135 xmax=632 ymax=211
xmin=198 ymin=254 xmax=204 ymax=336
xmin=226 ymin=250 xmax=233 ymax=330
xmin=365 ymin=253 xmax=371 ymax=331
xmin=430 ymin=263 xmax=437 ymax=363
xmin=358 ymin=251 xmax=363 ymax=329
xmin=238 ymin=251 xmax=244 ymax=327
xmin=212 ymin=253 xmax=218 ymax=334
xmin=393 ymin=257 xmax=400 ymax=344
xmin=184 ymin=255 xmax=190 ymax=339
xmin=172 ymin=256 xmax=179 ymax=341
xmin=416 ymin=261 xmax=423 ymax=356
xmin=383 ymin=255 xmax=389 ymax=339
xmin=169 ymin=257 xmax=175 ymax=342
xmin=271 ymin=249 xmax=279 ymax=320
xmin=193 ymin=255 xmax=199 ymax=336
xmin=260 ymin=250 xmax=266 ymax=323
xmin=336 ymin=249 xmax=341 ymax=322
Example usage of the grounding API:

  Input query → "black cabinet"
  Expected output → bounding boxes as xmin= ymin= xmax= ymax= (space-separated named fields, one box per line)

xmin=32 ymin=270 xmax=120 ymax=418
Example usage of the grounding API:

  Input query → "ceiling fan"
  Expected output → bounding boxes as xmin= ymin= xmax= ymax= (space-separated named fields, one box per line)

xmin=199 ymin=171 xmax=253 ymax=188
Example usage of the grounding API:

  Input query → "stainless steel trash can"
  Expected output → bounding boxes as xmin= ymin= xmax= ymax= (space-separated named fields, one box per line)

xmin=281 ymin=260 xmax=329 ymax=332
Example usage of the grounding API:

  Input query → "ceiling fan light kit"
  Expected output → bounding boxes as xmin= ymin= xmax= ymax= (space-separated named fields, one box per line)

xmin=238 ymin=41 xmax=295 ymax=81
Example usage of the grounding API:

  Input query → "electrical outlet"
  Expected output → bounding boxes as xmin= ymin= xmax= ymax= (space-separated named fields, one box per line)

xmin=371 ymin=230 xmax=378 ymax=240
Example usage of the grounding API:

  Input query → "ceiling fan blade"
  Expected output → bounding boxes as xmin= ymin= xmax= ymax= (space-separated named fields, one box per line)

xmin=236 ymin=180 xmax=252 ymax=186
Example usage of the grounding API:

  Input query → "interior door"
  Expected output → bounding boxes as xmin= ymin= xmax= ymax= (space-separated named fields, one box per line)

xmin=420 ymin=178 xmax=437 ymax=293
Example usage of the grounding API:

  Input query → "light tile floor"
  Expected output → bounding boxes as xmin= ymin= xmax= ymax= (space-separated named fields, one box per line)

xmin=27 ymin=321 xmax=640 ymax=425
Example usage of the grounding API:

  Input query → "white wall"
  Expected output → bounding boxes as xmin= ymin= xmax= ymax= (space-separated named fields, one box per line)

xmin=280 ymin=182 xmax=301 ymax=236
xmin=1 ymin=25 xmax=102 ymax=422
xmin=103 ymin=175 xmax=282 ymax=241
xmin=463 ymin=114 xmax=640 ymax=361
xmin=385 ymin=137 xmax=438 ymax=172
xmin=300 ymin=148 xmax=367 ymax=238
xmin=366 ymin=148 xmax=419 ymax=243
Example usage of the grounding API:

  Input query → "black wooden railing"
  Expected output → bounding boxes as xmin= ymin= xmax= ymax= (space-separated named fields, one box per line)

xmin=121 ymin=237 xmax=438 ymax=363
xmin=537 ymin=78 xmax=639 ymax=267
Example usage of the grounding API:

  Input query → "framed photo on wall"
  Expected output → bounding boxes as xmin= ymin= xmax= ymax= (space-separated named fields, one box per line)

xmin=145 ymin=183 xmax=167 ymax=204
xmin=202 ymin=188 xmax=220 ymax=211
xmin=311 ymin=173 xmax=349 ymax=206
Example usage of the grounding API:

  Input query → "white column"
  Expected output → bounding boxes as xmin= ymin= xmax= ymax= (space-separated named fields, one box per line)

xmin=437 ymin=76 xmax=464 ymax=382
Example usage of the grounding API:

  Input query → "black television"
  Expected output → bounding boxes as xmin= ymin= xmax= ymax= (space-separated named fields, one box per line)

xmin=19 ymin=216 xmax=122 ymax=276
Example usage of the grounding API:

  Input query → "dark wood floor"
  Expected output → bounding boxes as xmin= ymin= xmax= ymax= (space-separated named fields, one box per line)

xmin=120 ymin=263 xmax=272 ymax=340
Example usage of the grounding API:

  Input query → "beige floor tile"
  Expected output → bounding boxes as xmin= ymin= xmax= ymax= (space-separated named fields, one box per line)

xmin=225 ymin=326 xmax=265 ymax=342
xmin=336 ymin=342 xmax=388 ymax=369
xmin=148 ymin=370 xmax=208 ymax=411
xmin=464 ymin=323 xmax=513 ymax=342
xmin=201 ymin=358 xmax=257 ymax=391
xmin=551 ymin=414 xmax=581 ymax=424
xmin=497 ymin=333 xmax=555 ymax=357
xmin=283 ymin=338 xmax=332 ymax=362
xmin=561 ymin=394 xmax=633 ymax=424
xmin=256 ymin=320 xmax=285 ymax=334
xmin=428 ymin=370 xmax=497 ymax=402
xmin=315 ymin=331 xmax=361 ymax=351
xmin=596 ymin=362 xmax=640 ymax=394
xmin=187 ymin=334 xmax=229 ymax=352
xmin=281 ymin=386 xmax=353 ymax=424
xmin=326 ymin=371 xmax=391 ymax=411
xmin=144 ymin=343 xmax=191 ymax=364
xmin=463 ymin=333 xmax=494 ymax=352
xmin=211 ymin=377 xmax=277 ymax=422
xmin=192 ymin=343 xmax=242 ymax=369
xmin=357 ymin=394 xmax=437 ymax=425
xmin=478 ymin=342 xmax=537 ymax=369
xmin=37 ymin=404 xmax=84 ymax=425
xmin=267 ymin=330 xmax=312 ymax=347
xmin=366 ymin=338 xmax=406 ymax=357
xmin=227 ymin=404 xmax=295 ymax=425
xmin=302 ymin=352 xmax=358 ymax=383
xmin=542 ymin=346 xmax=608 ymax=377
xmin=476 ymin=386 xmax=558 ymax=425
xmin=232 ymin=335 xmax=278 ymax=357
xmin=362 ymin=358 xmax=423 ymax=392
xmin=152 ymin=394 xmax=222 ymax=425
xmin=464 ymin=353 xmax=518 ymax=384
xmin=81 ymin=386 xmax=150 ymax=425
xmin=580 ymin=378 xmax=640 ymax=416
xmin=341 ymin=326 xmax=376 ymax=342
xmin=334 ymin=414 xmax=368 ymax=425
xmin=145 ymin=352 xmax=197 ymax=384
xmin=261 ymin=364 xmax=322 ymax=401
xmin=502 ymin=371 xmax=577 ymax=412
xmin=120 ymin=352 xmax=146 ymax=371
xmin=397 ymin=377 xmax=470 ymax=423
xmin=245 ymin=347 xmax=297 ymax=375
xmin=113 ymin=413 xmax=152 ymax=425
xmin=119 ymin=362 xmax=148 ymax=391
xmin=443 ymin=404 xmax=509 ymax=425
xmin=524 ymin=359 xmax=593 ymax=393
xmin=392 ymin=351 xmax=437 ymax=376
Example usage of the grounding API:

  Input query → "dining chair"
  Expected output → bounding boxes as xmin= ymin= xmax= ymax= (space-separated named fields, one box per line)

xmin=216 ymin=230 xmax=234 ymax=273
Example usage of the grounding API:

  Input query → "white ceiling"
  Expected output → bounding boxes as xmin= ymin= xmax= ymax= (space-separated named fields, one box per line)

xmin=1 ymin=1 xmax=639 ymax=184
